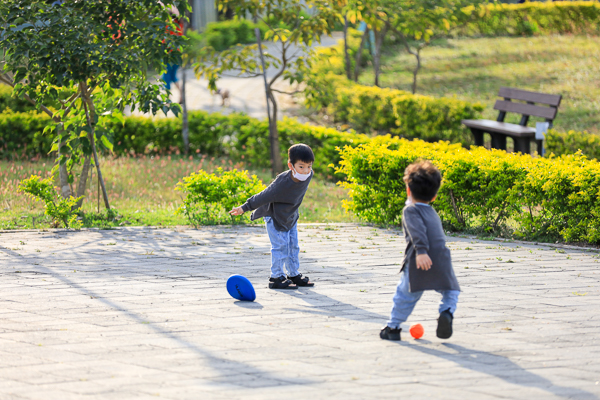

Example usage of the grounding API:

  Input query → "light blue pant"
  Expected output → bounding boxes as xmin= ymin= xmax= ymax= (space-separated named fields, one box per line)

xmin=387 ymin=267 xmax=459 ymax=329
xmin=264 ymin=217 xmax=300 ymax=279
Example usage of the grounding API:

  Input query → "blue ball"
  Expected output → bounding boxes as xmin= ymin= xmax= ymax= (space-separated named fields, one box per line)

xmin=226 ymin=275 xmax=256 ymax=302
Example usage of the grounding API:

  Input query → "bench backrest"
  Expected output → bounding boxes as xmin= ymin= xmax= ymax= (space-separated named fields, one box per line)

xmin=493 ymin=87 xmax=562 ymax=126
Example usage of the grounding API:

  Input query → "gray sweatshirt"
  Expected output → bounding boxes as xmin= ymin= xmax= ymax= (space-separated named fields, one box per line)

xmin=241 ymin=170 xmax=312 ymax=231
xmin=401 ymin=202 xmax=460 ymax=292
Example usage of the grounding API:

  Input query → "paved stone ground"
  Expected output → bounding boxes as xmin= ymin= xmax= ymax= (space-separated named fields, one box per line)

xmin=1 ymin=225 xmax=599 ymax=399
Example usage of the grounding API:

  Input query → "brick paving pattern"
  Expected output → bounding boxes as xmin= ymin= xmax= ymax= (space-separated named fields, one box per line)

xmin=1 ymin=225 xmax=599 ymax=399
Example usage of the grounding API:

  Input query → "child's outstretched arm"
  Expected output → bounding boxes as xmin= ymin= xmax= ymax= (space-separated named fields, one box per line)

xmin=229 ymin=206 xmax=245 ymax=216
xmin=403 ymin=207 xmax=432 ymax=271
xmin=229 ymin=176 xmax=283 ymax=216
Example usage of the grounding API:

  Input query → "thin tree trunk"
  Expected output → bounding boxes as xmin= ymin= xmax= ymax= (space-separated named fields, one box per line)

xmin=181 ymin=67 xmax=189 ymax=154
xmin=411 ymin=48 xmax=422 ymax=94
xmin=373 ymin=25 xmax=387 ymax=87
xmin=80 ymin=82 xmax=110 ymax=210
xmin=57 ymin=132 xmax=71 ymax=199
xmin=268 ymin=90 xmax=282 ymax=174
xmin=181 ymin=20 xmax=189 ymax=155
xmin=343 ymin=15 xmax=351 ymax=80
xmin=354 ymin=26 xmax=369 ymax=82
xmin=75 ymin=155 xmax=91 ymax=209
xmin=254 ymin=16 xmax=282 ymax=177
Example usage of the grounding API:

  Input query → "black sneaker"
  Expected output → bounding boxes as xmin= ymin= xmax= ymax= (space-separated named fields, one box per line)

xmin=268 ymin=276 xmax=298 ymax=290
xmin=287 ymin=273 xmax=314 ymax=287
xmin=437 ymin=309 xmax=453 ymax=339
xmin=380 ymin=326 xmax=401 ymax=341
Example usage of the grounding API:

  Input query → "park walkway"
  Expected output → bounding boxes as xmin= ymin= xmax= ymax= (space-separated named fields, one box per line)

xmin=159 ymin=33 xmax=343 ymax=120
xmin=0 ymin=225 xmax=599 ymax=399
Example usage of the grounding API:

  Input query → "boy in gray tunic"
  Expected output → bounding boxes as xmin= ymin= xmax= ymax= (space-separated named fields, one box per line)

xmin=229 ymin=144 xmax=315 ymax=290
xmin=380 ymin=161 xmax=460 ymax=341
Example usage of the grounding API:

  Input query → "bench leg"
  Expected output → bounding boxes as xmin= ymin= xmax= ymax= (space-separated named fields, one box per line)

xmin=470 ymin=128 xmax=484 ymax=147
xmin=514 ymin=137 xmax=531 ymax=154
xmin=490 ymin=133 xmax=506 ymax=151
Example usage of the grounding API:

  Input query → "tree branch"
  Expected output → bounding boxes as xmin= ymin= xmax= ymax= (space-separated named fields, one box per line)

xmin=0 ymin=73 xmax=60 ymax=121
xmin=268 ymin=42 xmax=288 ymax=88
xmin=270 ymin=88 xmax=302 ymax=95
xmin=221 ymin=72 xmax=263 ymax=78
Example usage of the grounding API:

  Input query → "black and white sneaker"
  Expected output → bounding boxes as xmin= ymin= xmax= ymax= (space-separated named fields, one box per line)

xmin=437 ymin=309 xmax=453 ymax=339
xmin=380 ymin=326 xmax=401 ymax=341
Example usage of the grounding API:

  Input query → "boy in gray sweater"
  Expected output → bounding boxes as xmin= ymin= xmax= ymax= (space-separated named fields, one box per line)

xmin=229 ymin=144 xmax=315 ymax=290
xmin=380 ymin=160 xmax=460 ymax=341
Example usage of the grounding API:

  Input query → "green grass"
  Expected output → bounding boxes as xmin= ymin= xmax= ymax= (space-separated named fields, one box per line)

xmin=0 ymin=156 xmax=355 ymax=230
xmin=361 ymin=35 xmax=600 ymax=134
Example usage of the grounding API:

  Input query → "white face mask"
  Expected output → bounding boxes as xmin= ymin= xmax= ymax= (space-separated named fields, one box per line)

xmin=292 ymin=167 xmax=311 ymax=182
xmin=405 ymin=196 xmax=412 ymax=206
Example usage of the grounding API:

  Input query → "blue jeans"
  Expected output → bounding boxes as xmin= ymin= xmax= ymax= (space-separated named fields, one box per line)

xmin=387 ymin=267 xmax=459 ymax=329
xmin=162 ymin=64 xmax=179 ymax=90
xmin=264 ymin=217 xmax=300 ymax=278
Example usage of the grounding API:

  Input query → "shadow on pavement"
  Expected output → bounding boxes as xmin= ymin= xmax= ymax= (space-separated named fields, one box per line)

xmin=281 ymin=288 xmax=388 ymax=322
xmin=402 ymin=341 xmax=598 ymax=399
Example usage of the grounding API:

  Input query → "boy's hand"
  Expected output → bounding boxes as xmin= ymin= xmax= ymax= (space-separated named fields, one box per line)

xmin=229 ymin=206 xmax=245 ymax=216
xmin=416 ymin=254 xmax=432 ymax=271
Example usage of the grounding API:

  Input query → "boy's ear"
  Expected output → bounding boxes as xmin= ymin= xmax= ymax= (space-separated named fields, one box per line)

xmin=431 ymin=194 xmax=437 ymax=202
xmin=288 ymin=161 xmax=293 ymax=169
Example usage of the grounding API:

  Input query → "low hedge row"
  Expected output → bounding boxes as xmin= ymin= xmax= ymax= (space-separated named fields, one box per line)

xmin=459 ymin=1 xmax=600 ymax=37
xmin=2 ymin=109 xmax=600 ymax=164
xmin=0 ymin=85 xmax=38 ymax=113
xmin=0 ymin=109 xmax=371 ymax=178
xmin=336 ymin=137 xmax=600 ymax=244
xmin=201 ymin=19 xmax=268 ymax=52
xmin=305 ymin=43 xmax=485 ymax=146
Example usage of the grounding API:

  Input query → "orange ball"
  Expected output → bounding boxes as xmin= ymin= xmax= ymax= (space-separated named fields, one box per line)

xmin=410 ymin=323 xmax=424 ymax=339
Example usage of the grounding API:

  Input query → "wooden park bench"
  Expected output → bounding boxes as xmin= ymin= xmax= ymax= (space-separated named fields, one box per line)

xmin=462 ymin=87 xmax=562 ymax=155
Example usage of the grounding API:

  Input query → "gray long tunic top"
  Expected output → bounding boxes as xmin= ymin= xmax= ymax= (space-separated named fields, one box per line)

xmin=241 ymin=170 xmax=312 ymax=232
xmin=401 ymin=202 xmax=461 ymax=293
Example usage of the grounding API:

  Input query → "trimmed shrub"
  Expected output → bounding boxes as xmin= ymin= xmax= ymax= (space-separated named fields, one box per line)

xmin=459 ymin=1 xmax=600 ymax=37
xmin=0 ymin=85 xmax=38 ymax=113
xmin=546 ymin=129 xmax=600 ymax=161
xmin=336 ymin=138 xmax=600 ymax=243
xmin=305 ymin=45 xmax=484 ymax=146
xmin=0 ymin=110 xmax=53 ymax=158
xmin=18 ymin=175 xmax=83 ymax=229
xmin=0 ymin=109 xmax=370 ymax=177
xmin=175 ymin=168 xmax=266 ymax=226
xmin=201 ymin=19 xmax=268 ymax=51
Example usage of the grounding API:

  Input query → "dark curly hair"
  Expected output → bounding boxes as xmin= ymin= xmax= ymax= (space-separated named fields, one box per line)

xmin=403 ymin=160 xmax=442 ymax=202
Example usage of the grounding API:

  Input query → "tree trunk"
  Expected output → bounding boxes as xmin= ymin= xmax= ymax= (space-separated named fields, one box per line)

xmin=181 ymin=20 xmax=189 ymax=155
xmin=57 ymin=133 xmax=71 ymax=199
xmin=80 ymin=82 xmax=110 ymax=210
xmin=181 ymin=67 xmax=189 ymax=155
xmin=268 ymin=90 xmax=283 ymax=174
xmin=75 ymin=155 xmax=91 ymax=209
xmin=254 ymin=17 xmax=282 ymax=177
xmin=354 ymin=26 xmax=369 ymax=82
xmin=343 ymin=15 xmax=351 ymax=80
xmin=411 ymin=48 xmax=422 ymax=94
xmin=373 ymin=25 xmax=388 ymax=87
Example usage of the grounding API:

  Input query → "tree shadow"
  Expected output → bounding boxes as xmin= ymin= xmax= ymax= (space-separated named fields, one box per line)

xmin=397 ymin=341 xmax=598 ymax=399
xmin=280 ymin=288 xmax=388 ymax=323
xmin=0 ymin=244 xmax=312 ymax=389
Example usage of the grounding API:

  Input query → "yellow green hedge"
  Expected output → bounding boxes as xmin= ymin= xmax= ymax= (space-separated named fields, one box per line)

xmin=336 ymin=137 xmax=600 ymax=244
xmin=460 ymin=1 xmax=600 ymax=36
xmin=305 ymin=47 xmax=484 ymax=145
